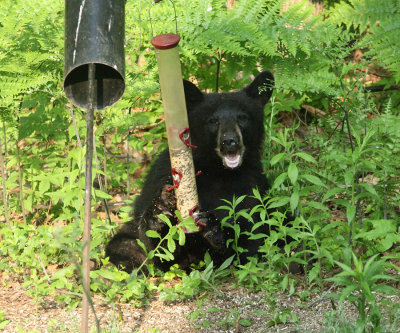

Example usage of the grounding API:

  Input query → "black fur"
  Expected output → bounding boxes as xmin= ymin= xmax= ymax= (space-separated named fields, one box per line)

xmin=106 ymin=71 xmax=274 ymax=272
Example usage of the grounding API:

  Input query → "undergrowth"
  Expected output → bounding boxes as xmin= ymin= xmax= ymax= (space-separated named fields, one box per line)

xmin=1 ymin=0 xmax=400 ymax=332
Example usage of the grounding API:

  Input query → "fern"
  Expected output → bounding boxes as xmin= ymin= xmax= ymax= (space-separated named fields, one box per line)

xmin=328 ymin=0 xmax=400 ymax=82
xmin=171 ymin=0 xmax=350 ymax=98
xmin=0 ymin=0 xmax=63 ymax=118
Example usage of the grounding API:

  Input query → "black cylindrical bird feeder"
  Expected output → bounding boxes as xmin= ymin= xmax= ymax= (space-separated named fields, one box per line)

xmin=64 ymin=0 xmax=125 ymax=109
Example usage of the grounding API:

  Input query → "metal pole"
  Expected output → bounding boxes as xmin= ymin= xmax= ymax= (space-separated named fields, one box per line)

xmin=81 ymin=63 xmax=95 ymax=333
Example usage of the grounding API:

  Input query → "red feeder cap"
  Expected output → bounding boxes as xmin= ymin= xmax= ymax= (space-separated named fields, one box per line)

xmin=151 ymin=33 xmax=180 ymax=50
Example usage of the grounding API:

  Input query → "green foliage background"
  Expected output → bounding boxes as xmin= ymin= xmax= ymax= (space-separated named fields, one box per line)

xmin=0 ymin=0 xmax=400 ymax=331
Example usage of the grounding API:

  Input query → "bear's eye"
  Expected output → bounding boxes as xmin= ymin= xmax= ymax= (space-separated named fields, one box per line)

xmin=208 ymin=117 xmax=219 ymax=125
xmin=237 ymin=114 xmax=249 ymax=123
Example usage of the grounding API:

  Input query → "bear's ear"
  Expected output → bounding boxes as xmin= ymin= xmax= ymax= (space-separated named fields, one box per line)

xmin=183 ymin=79 xmax=204 ymax=106
xmin=244 ymin=71 xmax=274 ymax=106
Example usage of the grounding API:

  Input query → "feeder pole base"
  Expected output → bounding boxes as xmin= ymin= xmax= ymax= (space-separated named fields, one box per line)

xmin=81 ymin=63 xmax=95 ymax=333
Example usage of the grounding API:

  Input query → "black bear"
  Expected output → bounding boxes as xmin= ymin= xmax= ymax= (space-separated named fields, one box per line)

xmin=106 ymin=71 xmax=274 ymax=272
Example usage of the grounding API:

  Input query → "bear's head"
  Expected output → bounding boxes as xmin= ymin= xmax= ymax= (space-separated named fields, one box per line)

xmin=183 ymin=71 xmax=274 ymax=170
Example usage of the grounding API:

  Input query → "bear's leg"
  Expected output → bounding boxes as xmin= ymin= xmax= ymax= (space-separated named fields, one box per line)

xmin=105 ymin=230 xmax=147 ymax=272
xmin=197 ymin=211 xmax=226 ymax=253
xmin=105 ymin=185 xmax=177 ymax=272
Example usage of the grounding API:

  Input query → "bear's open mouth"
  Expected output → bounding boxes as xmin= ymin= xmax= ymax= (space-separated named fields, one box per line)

xmin=223 ymin=153 xmax=242 ymax=169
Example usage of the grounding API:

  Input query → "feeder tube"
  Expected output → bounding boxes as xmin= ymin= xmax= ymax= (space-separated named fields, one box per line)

xmin=151 ymin=34 xmax=199 ymax=226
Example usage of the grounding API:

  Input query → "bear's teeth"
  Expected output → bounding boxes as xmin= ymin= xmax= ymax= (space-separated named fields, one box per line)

xmin=224 ymin=154 xmax=241 ymax=169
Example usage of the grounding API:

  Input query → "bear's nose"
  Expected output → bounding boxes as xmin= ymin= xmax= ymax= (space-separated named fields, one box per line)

xmin=222 ymin=136 xmax=238 ymax=149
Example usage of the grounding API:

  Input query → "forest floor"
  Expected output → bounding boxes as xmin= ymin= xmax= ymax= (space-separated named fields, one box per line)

xmin=1 ymin=190 xmax=399 ymax=332
xmin=0 ymin=270 xmax=368 ymax=333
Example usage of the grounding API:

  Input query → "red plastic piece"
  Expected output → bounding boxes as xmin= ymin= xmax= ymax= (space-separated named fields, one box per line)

xmin=180 ymin=205 xmax=202 ymax=234
xmin=179 ymin=128 xmax=198 ymax=148
xmin=177 ymin=205 xmax=203 ymax=234
xmin=151 ymin=33 xmax=180 ymax=50
xmin=190 ymin=205 xmax=204 ymax=230
xmin=167 ymin=168 xmax=183 ymax=191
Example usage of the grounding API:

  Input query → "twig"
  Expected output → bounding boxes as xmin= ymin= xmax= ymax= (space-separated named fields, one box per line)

xmin=15 ymin=100 xmax=26 ymax=224
xmin=325 ymin=115 xmax=342 ymax=143
xmin=336 ymin=75 xmax=355 ymax=245
xmin=336 ymin=76 xmax=354 ymax=153
xmin=0 ymin=121 xmax=10 ymax=228
xmin=36 ymin=253 xmax=51 ymax=284
xmin=92 ymin=125 xmax=113 ymax=229
xmin=126 ymin=107 xmax=132 ymax=196
xmin=69 ymin=245 xmax=101 ymax=333
xmin=235 ymin=315 xmax=241 ymax=333
xmin=308 ymin=285 xmax=336 ymax=308
xmin=3 ymin=122 xmax=8 ymax=177
xmin=364 ymin=84 xmax=399 ymax=93
xmin=103 ymin=148 xmax=138 ymax=160
xmin=357 ymin=110 xmax=368 ymax=229
xmin=102 ymin=135 xmax=108 ymax=189
xmin=126 ymin=119 xmax=165 ymax=137
xmin=57 ymin=228 xmax=102 ymax=332
xmin=301 ymin=104 xmax=326 ymax=118
xmin=92 ymin=126 xmax=103 ymax=190
xmin=215 ymin=50 xmax=223 ymax=92
xmin=45 ymin=197 xmax=53 ymax=223
xmin=69 ymin=104 xmax=82 ymax=149
xmin=16 ymin=140 xmax=27 ymax=224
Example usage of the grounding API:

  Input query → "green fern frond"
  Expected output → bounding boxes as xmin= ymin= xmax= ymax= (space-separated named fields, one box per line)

xmin=0 ymin=0 xmax=63 ymax=118
xmin=328 ymin=0 xmax=400 ymax=82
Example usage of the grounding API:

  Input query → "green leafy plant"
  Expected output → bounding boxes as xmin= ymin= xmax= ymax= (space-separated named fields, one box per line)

xmin=267 ymin=309 xmax=299 ymax=328
xmin=0 ymin=311 xmax=10 ymax=331
xmin=160 ymin=254 xmax=233 ymax=302
xmin=219 ymin=195 xmax=251 ymax=264
xmin=328 ymin=253 xmax=399 ymax=331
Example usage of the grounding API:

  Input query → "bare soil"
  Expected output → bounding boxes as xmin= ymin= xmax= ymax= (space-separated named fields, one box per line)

xmin=0 ymin=273 xmax=365 ymax=333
